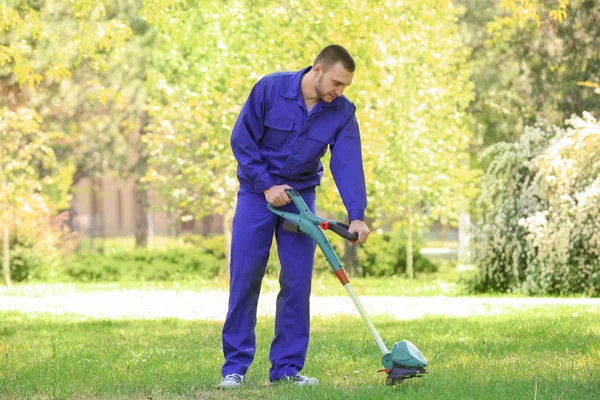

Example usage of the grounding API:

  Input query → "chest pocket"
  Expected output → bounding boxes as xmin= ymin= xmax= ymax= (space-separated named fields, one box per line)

xmin=262 ymin=114 xmax=294 ymax=150
xmin=303 ymin=118 xmax=338 ymax=160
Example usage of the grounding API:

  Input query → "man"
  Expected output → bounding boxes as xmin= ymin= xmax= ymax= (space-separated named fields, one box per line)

xmin=220 ymin=44 xmax=370 ymax=388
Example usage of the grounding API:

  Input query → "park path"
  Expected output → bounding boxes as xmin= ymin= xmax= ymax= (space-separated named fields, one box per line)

xmin=1 ymin=285 xmax=598 ymax=320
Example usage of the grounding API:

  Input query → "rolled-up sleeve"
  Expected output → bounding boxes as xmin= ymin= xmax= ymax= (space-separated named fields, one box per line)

xmin=230 ymin=79 xmax=275 ymax=192
xmin=330 ymin=110 xmax=367 ymax=221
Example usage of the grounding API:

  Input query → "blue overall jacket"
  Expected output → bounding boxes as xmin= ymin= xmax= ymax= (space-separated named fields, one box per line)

xmin=230 ymin=66 xmax=367 ymax=221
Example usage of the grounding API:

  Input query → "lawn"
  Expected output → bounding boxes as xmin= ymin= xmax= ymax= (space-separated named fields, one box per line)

xmin=1 ymin=305 xmax=599 ymax=399
xmin=1 ymin=267 xmax=463 ymax=298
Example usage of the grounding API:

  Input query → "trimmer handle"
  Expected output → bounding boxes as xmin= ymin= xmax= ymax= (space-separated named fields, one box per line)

xmin=284 ymin=188 xmax=300 ymax=197
xmin=284 ymin=189 xmax=358 ymax=242
xmin=268 ymin=187 xmax=354 ymax=274
xmin=322 ymin=221 xmax=359 ymax=242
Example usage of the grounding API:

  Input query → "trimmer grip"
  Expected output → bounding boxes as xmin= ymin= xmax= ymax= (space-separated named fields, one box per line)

xmin=329 ymin=222 xmax=359 ymax=241
xmin=284 ymin=188 xmax=301 ymax=198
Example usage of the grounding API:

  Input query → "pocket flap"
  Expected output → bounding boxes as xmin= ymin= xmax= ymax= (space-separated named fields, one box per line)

xmin=307 ymin=119 xmax=337 ymax=144
xmin=265 ymin=115 xmax=294 ymax=131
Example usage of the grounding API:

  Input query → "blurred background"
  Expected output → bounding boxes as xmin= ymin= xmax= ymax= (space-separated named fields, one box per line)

xmin=1 ymin=0 xmax=598 ymax=296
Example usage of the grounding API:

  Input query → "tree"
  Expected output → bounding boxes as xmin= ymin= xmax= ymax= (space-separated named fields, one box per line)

xmin=0 ymin=0 xmax=131 ymax=88
xmin=458 ymin=0 xmax=599 ymax=155
xmin=0 ymin=107 xmax=72 ymax=287
xmin=143 ymin=0 xmax=478 ymax=277
xmin=1 ymin=1 xmax=164 ymax=248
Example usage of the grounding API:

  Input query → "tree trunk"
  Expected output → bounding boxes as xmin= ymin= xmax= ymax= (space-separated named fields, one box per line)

xmin=0 ymin=132 xmax=14 ymax=289
xmin=134 ymin=112 xmax=149 ymax=248
xmin=343 ymin=240 xmax=360 ymax=276
xmin=440 ymin=221 xmax=449 ymax=241
xmin=134 ymin=180 xmax=149 ymax=248
xmin=1 ymin=148 xmax=9 ymax=288
xmin=90 ymin=177 xmax=105 ymax=253
xmin=222 ymin=205 xmax=234 ymax=280
xmin=2 ymin=225 xmax=10 ymax=289
xmin=406 ymin=203 xmax=415 ymax=279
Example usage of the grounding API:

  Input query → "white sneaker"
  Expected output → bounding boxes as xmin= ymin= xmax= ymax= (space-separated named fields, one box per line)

xmin=281 ymin=373 xmax=318 ymax=386
xmin=219 ymin=373 xmax=244 ymax=388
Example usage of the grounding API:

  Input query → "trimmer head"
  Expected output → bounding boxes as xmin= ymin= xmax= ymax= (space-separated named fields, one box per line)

xmin=381 ymin=340 xmax=428 ymax=384
xmin=385 ymin=365 xmax=428 ymax=385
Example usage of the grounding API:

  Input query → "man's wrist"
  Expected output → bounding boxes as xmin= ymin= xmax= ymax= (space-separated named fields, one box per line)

xmin=348 ymin=209 xmax=365 ymax=222
xmin=256 ymin=174 xmax=275 ymax=192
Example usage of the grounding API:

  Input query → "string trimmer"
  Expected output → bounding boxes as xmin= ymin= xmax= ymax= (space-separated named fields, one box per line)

xmin=267 ymin=189 xmax=428 ymax=384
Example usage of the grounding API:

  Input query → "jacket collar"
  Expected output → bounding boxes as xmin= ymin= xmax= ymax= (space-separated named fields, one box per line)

xmin=283 ymin=66 xmax=340 ymax=108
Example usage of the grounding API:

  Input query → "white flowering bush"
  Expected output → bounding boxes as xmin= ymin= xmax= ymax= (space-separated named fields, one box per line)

xmin=471 ymin=113 xmax=600 ymax=296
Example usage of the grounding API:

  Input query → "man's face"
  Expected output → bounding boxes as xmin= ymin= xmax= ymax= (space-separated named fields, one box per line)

xmin=314 ymin=62 xmax=354 ymax=103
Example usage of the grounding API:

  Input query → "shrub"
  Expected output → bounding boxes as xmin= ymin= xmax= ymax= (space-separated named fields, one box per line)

xmin=64 ymin=247 xmax=221 ymax=282
xmin=313 ymin=230 xmax=436 ymax=277
xmin=471 ymin=113 xmax=600 ymax=296
xmin=3 ymin=211 xmax=76 ymax=282
xmin=358 ymin=232 xmax=437 ymax=277
xmin=58 ymin=230 xmax=437 ymax=282
xmin=7 ymin=235 xmax=60 ymax=282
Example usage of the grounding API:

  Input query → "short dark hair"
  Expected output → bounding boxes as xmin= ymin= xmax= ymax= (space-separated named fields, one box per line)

xmin=314 ymin=45 xmax=355 ymax=73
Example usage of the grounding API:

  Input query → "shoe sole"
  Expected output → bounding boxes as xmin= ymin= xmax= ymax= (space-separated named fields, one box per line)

xmin=268 ymin=379 xmax=319 ymax=386
xmin=218 ymin=383 xmax=242 ymax=389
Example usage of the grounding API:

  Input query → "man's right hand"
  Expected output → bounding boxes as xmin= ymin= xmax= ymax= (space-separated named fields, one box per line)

xmin=264 ymin=185 xmax=294 ymax=207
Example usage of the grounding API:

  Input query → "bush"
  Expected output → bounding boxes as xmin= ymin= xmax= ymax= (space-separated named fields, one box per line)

xmin=53 ymin=230 xmax=436 ymax=283
xmin=243 ymin=229 xmax=437 ymax=278
xmin=6 ymin=235 xmax=60 ymax=282
xmin=64 ymin=246 xmax=222 ymax=282
xmin=471 ymin=113 xmax=600 ymax=296
xmin=306 ymin=230 xmax=436 ymax=277
xmin=2 ymin=210 xmax=76 ymax=282
xmin=358 ymin=232 xmax=437 ymax=277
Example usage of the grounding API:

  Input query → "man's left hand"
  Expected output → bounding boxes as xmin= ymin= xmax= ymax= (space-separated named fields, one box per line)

xmin=348 ymin=220 xmax=370 ymax=245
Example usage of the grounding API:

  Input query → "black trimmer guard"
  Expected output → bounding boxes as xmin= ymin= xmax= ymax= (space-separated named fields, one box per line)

xmin=386 ymin=365 xmax=428 ymax=385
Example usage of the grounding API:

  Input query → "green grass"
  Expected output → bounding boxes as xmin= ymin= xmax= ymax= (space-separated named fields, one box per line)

xmin=4 ymin=268 xmax=462 ymax=297
xmin=1 ymin=305 xmax=598 ymax=399
xmin=8 ymin=263 xmax=591 ymax=299
xmin=10 ymin=262 xmax=585 ymax=298
xmin=422 ymin=240 xmax=459 ymax=249
xmin=4 ymin=259 xmax=467 ymax=297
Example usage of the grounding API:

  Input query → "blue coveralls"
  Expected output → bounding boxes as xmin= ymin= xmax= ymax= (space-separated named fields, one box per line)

xmin=222 ymin=66 xmax=367 ymax=382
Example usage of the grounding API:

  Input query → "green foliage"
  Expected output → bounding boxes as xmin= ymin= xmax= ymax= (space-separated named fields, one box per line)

xmin=0 ymin=0 xmax=131 ymax=87
xmin=490 ymin=0 xmax=570 ymax=30
xmin=179 ymin=233 xmax=225 ymax=258
xmin=267 ymin=231 xmax=437 ymax=278
xmin=355 ymin=1 xmax=478 ymax=231
xmin=471 ymin=113 xmax=600 ymax=296
xmin=64 ymin=246 xmax=222 ymax=282
xmin=111 ymin=232 xmax=438 ymax=281
xmin=61 ymin=234 xmax=228 ymax=282
xmin=3 ymin=1 xmax=480 ymax=275
xmin=358 ymin=233 xmax=437 ymax=277
xmin=460 ymin=0 xmax=600 ymax=152
xmin=0 ymin=107 xmax=74 ymax=284
xmin=142 ymin=0 xmax=478 ymax=231
xmin=4 ymin=234 xmax=60 ymax=282
xmin=0 ymin=107 xmax=72 ymax=211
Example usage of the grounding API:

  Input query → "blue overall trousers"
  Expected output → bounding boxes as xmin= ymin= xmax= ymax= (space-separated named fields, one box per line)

xmin=221 ymin=188 xmax=316 ymax=381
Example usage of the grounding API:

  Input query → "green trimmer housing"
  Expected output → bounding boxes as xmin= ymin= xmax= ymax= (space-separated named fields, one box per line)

xmin=268 ymin=189 xmax=428 ymax=384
